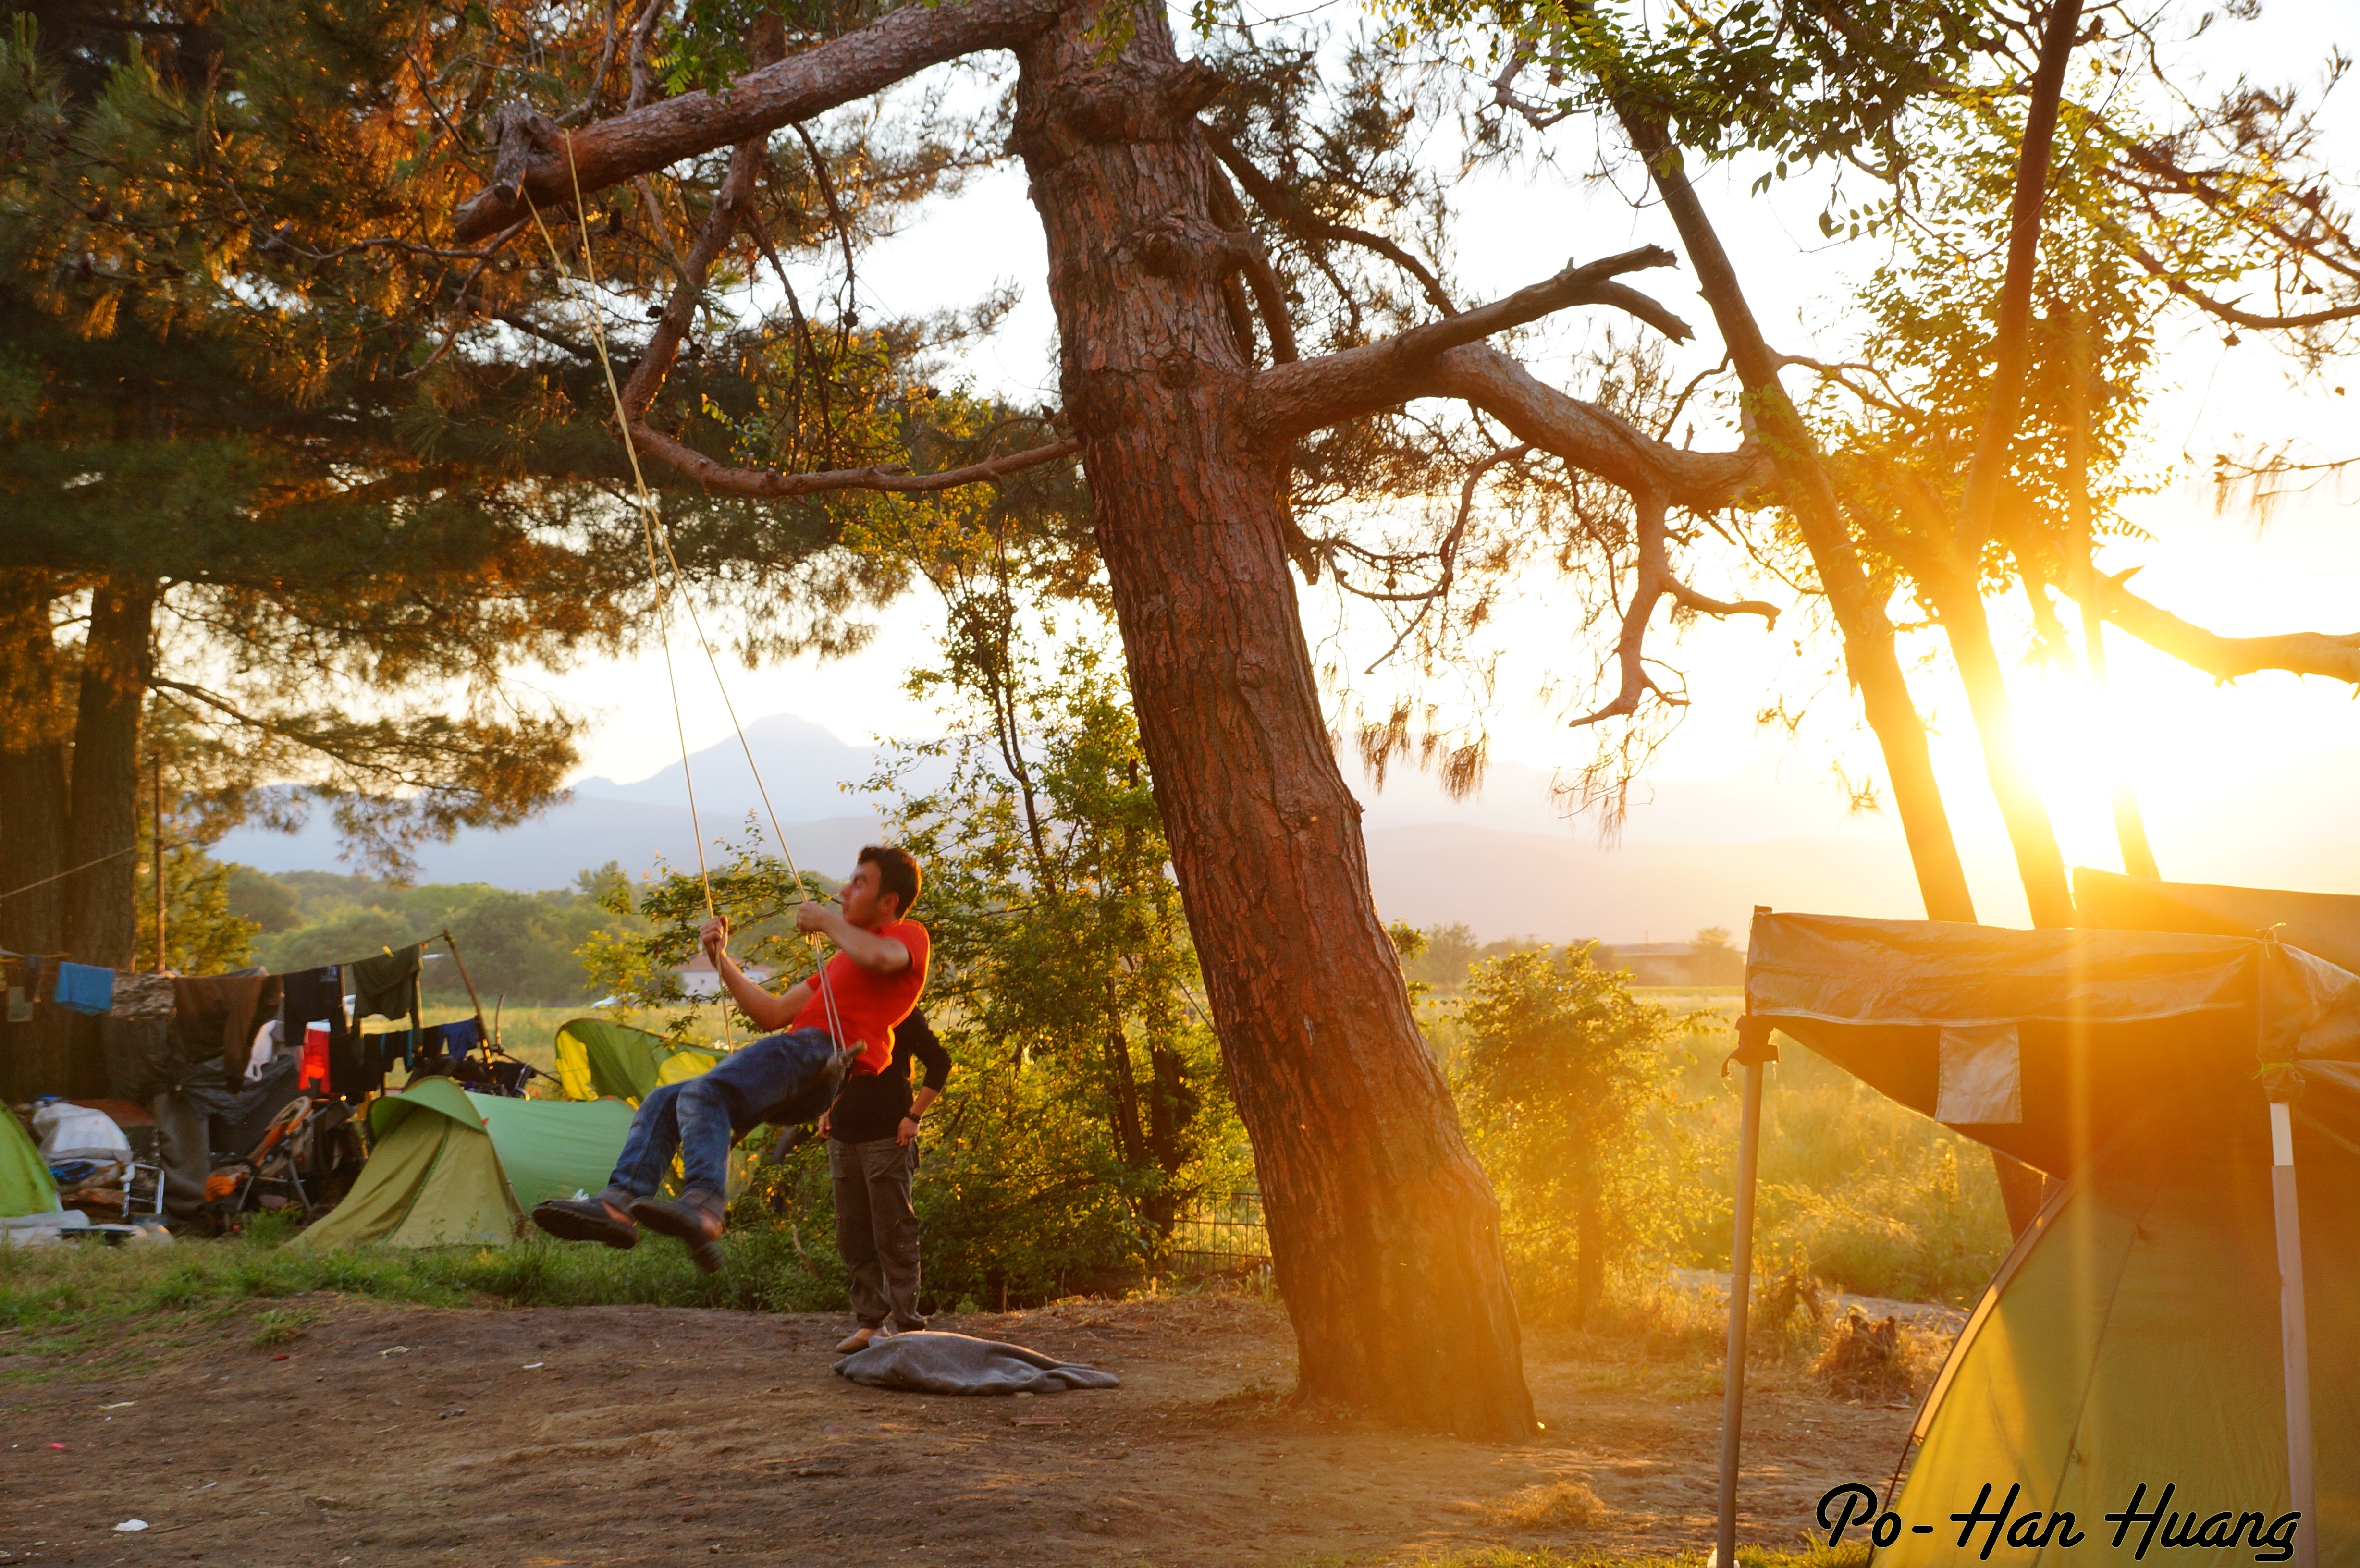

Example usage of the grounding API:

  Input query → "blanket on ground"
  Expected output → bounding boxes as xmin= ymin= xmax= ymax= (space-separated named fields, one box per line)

xmin=831 ymin=1331 xmax=1121 ymax=1396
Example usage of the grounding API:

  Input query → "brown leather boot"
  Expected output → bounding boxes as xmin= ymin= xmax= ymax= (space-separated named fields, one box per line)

xmin=531 ymin=1188 xmax=638 ymax=1249
xmin=628 ymin=1188 xmax=726 ymax=1273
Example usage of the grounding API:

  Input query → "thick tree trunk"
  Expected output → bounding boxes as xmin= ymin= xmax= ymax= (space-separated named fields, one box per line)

xmin=63 ymin=575 xmax=157 ymax=969
xmin=0 ymin=577 xmax=76 ymax=1103
xmin=1014 ymin=2 xmax=1534 ymax=1438
xmin=1923 ymin=571 xmax=2074 ymax=929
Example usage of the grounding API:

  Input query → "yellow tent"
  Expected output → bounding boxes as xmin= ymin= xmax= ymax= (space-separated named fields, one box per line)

xmin=551 ymin=1017 xmax=722 ymax=1105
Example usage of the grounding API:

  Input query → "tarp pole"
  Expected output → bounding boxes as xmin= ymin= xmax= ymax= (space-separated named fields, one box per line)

xmin=2268 ymin=1097 xmax=2317 ymax=1568
xmin=1717 ymin=1016 xmax=1776 ymax=1568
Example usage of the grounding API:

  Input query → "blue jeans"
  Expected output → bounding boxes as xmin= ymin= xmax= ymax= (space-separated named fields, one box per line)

xmin=606 ymin=1028 xmax=837 ymax=1197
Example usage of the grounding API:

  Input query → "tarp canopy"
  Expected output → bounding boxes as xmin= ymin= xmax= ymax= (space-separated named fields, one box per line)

xmin=0 ymin=1106 xmax=60 ymax=1220
xmin=552 ymin=1017 xmax=722 ymax=1105
xmin=295 ymin=1077 xmax=632 ymax=1249
xmin=1747 ymin=880 xmax=2360 ymax=1564
xmin=1744 ymin=910 xmax=2360 ymax=1176
xmin=2079 ymin=866 xmax=2360 ymax=974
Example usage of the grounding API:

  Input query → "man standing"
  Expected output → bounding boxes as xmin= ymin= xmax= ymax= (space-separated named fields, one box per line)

xmin=532 ymin=846 xmax=928 ymax=1273
xmin=823 ymin=1003 xmax=952 ymax=1353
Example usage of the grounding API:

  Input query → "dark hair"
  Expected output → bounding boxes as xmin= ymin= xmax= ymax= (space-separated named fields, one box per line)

xmin=859 ymin=845 xmax=922 ymax=919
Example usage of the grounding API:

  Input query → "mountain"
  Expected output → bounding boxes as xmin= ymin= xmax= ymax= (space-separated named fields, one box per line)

xmin=230 ymin=708 xmax=2360 ymax=940
xmin=212 ymin=712 xmax=914 ymax=889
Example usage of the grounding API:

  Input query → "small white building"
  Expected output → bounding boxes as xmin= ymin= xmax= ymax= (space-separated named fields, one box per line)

xmin=675 ymin=952 xmax=777 ymax=997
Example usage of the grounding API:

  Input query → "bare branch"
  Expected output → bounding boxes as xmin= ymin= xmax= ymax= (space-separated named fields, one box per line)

xmin=452 ymin=0 xmax=1064 ymax=239
xmin=1568 ymin=490 xmax=1780 ymax=730
xmin=627 ymin=422 xmax=1082 ymax=497
xmin=2080 ymin=567 xmax=2360 ymax=685
xmin=1250 ymin=248 xmax=1688 ymax=442
xmin=1204 ymin=126 xmax=1458 ymax=317
xmin=1428 ymin=345 xmax=1768 ymax=512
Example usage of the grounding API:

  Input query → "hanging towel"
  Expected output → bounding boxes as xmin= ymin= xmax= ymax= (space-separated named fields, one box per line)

xmin=108 ymin=971 xmax=176 ymax=1021
xmin=53 ymin=962 xmax=115 ymax=1015
xmin=348 ymin=944 xmax=422 ymax=1021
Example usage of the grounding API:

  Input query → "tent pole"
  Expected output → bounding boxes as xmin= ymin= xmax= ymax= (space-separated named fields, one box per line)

xmin=1717 ymin=1016 xmax=1775 ymax=1568
xmin=2268 ymin=1098 xmax=2317 ymax=1568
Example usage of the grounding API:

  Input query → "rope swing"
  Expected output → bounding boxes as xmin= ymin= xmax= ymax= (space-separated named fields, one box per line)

xmin=524 ymin=144 xmax=848 ymax=1053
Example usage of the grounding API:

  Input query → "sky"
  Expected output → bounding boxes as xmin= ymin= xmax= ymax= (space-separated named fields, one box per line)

xmin=490 ymin=0 xmax=2360 ymax=927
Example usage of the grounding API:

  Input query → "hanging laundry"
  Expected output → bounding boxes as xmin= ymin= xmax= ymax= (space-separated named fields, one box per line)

xmin=299 ymin=1023 xmax=332 ymax=1095
xmin=278 ymin=965 xmax=360 ymax=1100
xmin=108 ymin=971 xmax=176 ymax=1021
xmin=348 ymin=944 xmax=422 ymax=1020
xmin=172 ymin=972 xmax=282 ymax=1079
xmin=6 ymin=985 xmax=27 ymax=1023
xmin=439 ymin=1017 xmax=485 ymax=1063
xmin=245 ymin=1018 xmax=283 ymax=1082
xmin=52 ymin=962 xmax=115 ymax=1015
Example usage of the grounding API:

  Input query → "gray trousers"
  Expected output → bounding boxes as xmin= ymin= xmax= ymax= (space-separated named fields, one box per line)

xmin=828 ymin=1135 xmax=923 ymax=1331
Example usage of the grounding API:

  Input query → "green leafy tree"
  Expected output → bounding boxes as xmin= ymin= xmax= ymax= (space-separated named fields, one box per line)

xmin=1455 ymin=943 xmax=1681 ymax=1325
xmin=875 ymin=641 xmax=1241 ymax=1252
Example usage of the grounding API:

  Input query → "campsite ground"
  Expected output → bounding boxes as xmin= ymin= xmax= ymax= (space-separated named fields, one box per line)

xmin=0 ymin=1291 xmax=1908 ymax=1568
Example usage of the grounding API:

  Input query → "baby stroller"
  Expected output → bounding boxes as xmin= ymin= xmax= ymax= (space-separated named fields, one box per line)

xmin=205 ymin=1094 xmax=361 ymax=1228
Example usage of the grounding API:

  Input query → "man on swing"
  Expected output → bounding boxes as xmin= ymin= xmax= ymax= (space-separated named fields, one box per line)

xmin=532 ymin=846 xmax=929 ymax=1274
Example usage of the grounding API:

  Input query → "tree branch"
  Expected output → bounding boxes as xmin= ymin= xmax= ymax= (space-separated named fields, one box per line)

xmin=2120 ymin=236 xmax=2360 ymax=330
xmin=625 ymin=422 xmax=1082 ymax=497
xmin=2080 ymin=569 xmax=2360 ymax=685
xmin=451 ymin=0 xmax=1065 ymax=239
xmin=1954 ymin=0 xmax=2088 ymax=556
xmin=1203 ymin=125 xmax=1458 ymax=317
xmin=1249 ymin=247 xmax=1687 ymax=443
xmin=1568 ymin=490 xmax=1779 ymax=730
xmin=1428 ymin=345 xmax=1768 ymax=513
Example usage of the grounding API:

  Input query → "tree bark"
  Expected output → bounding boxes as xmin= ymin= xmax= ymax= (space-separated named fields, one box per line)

xmin=1014 ymin=2 xmax=1534 ymax=1438
xmin=63 ymin=575 xmax=157 ymax=969
xmin=453 ymin=0 xmax=1066 ymax=239
xmin=0 ymin=576 xmax=75 ymax=1104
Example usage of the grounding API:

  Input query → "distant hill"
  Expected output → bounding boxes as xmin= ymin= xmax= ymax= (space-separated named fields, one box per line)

xmin=221 ymin=708 xmax=2360 ymax=941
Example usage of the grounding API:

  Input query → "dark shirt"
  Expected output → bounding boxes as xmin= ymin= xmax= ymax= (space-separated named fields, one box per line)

xmin=826 ymin=1007 xmax=951 ymax=1143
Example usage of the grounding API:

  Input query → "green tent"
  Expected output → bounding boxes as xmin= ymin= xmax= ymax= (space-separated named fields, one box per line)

xmin=552 ymin=1017 xmax=723 ymax=1105
xmin=0 ymin=1105 xmax=60 ymax=1221
xmin=1739 ymin=887 xmax=2360 ymax=1566
xmin=295 ymin=1077 xmax=634 ymax=1249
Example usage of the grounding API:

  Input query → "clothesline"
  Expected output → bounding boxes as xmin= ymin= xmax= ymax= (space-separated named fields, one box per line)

xmin=0 ymin=844 xmax=137 ymax=904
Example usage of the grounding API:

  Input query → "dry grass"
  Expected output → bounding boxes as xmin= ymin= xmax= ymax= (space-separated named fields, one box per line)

xmin=1810 ymin=1306 xmax=1951 ymax=1402
xmin=1453 ymin=1481 xmax=1610 ymax=1530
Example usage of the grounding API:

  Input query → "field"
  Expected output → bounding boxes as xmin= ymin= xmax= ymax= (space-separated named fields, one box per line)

xmin=0 ymin=1247 xmax=1902 ymax=1568
xmin=0 ymin=997 xmax=2001 ymax=1566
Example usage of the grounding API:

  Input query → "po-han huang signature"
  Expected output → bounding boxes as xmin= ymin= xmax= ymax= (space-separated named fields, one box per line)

xmin=1818 ymin=1482 xmax=2303 ymax=1562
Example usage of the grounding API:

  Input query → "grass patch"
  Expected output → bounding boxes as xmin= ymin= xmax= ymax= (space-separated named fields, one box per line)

xmin=1390 ymin=1548 xmax=1870 ymax=1568
xmin=0 ymin=1208 xmax=849 ymax=1381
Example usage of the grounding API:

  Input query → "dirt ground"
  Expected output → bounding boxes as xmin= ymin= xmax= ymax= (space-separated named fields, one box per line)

xmin=0 ymin=1294 xmax=1916 ymax=1567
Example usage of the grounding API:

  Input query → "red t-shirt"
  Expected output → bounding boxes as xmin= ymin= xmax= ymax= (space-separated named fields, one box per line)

xmin=791 ymin=919 xmax=929 ymax=1074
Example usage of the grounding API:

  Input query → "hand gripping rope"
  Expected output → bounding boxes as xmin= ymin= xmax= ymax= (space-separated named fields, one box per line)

xmin=524 ymin=143 xmax=848 ymax=1053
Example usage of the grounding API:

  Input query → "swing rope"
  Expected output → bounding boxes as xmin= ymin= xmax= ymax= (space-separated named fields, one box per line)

xmin=524 ymin=145 xmax=849 ymax=1053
